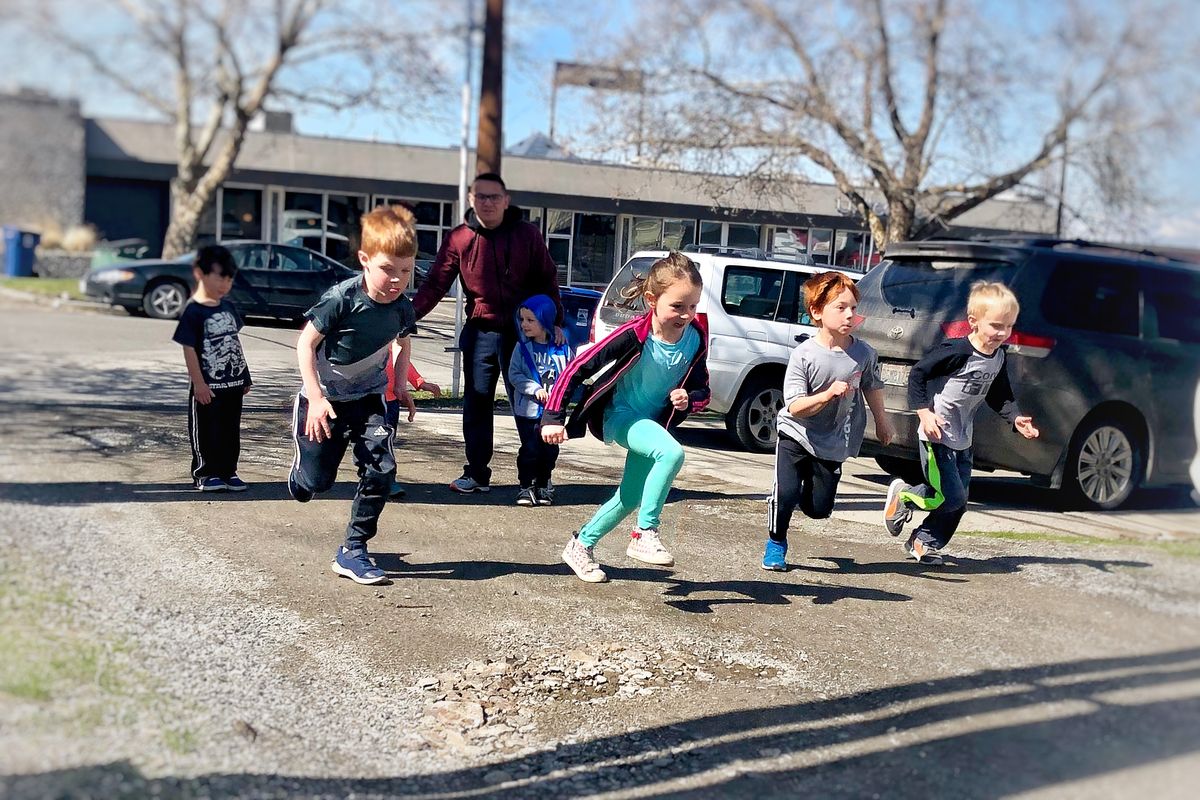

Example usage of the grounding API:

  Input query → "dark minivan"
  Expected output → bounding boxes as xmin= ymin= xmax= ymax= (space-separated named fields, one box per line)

xmin=856 ymin=237 xmax=1200 ymax=510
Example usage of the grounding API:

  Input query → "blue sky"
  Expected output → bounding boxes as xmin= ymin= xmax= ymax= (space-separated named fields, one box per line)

xmin=2 ymin=0 xmax=1197 ymax=246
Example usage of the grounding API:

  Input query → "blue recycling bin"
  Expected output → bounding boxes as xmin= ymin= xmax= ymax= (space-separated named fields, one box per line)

xmin=560 ymin=286 xmax=602 ymax=348
xmin=3 ymin=227 xmax=40 ymax=277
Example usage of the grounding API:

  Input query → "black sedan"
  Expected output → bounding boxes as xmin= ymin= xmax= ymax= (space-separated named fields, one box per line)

xmin=82 ymin=240 xmax=359 ymax=320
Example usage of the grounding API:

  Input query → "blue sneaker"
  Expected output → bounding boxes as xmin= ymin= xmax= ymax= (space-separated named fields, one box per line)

xmin=287 ymin=468 xmax=312 ymax=503
xmin=389 ymin=480 xmax=406 ymax=500
xmin=331 ymin=547 xmax=387 ymax=585
xmin=224 ymin=474 xmax=248 ymax=492
xmin=762 ymin=539 xmax=787 ymax=571
xmin=197 ymin=477 xmax=227 ymax=492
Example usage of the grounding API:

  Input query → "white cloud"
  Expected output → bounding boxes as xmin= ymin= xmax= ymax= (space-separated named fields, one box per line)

xmin=1154 ymin=208 xmax=1200 ymax=247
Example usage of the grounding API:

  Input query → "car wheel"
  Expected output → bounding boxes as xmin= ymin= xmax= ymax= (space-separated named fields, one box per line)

xmin=726 ymin=377 xmax=782 ymax=453
xmin=143 ymin=281 xmax=188 ymax=320
xmin=1063 ymin=417 xmax=1144 ymax=510
xmin=874 ymin=455 xmax=926 ymax=487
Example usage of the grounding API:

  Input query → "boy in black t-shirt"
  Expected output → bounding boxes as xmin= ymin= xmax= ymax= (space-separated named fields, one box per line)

xmin=172 ymin=245 xmax=252 ymax=492
xmin=290 ymin=205 xmax=419 ymax=586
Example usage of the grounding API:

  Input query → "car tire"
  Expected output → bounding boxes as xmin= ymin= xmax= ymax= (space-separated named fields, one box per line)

xmin=726 ymin=376 xmax=783 ymax=453
xmin=874 ymin=455 xmax=926 ymax=487
xmin=142 ymin=280 xmax=189 ymax=320
xmin=1062 ymin=416 xmax=1144 ymax=510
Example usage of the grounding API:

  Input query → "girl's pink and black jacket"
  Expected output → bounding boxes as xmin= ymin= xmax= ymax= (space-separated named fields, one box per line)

xmin=541 ymin=312 xmax=711 ymax=441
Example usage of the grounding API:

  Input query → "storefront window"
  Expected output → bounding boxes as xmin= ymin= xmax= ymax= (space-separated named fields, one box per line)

xmin=662 ymin=219 xmax=696 ymax=250
xmin=326 ymin=194 xmax=366 ymax=266
xmin=726 ymin=223 xmax=760 ymax=249
xmin=699 ymin=220 xmax=723 ymax=245
xmin=572 ymin=213 xmax=617 ymax=287
xmin=221 ymin=188 xmax=262 ymax=241
xmin=809 ymin=228 xmax=833 ymax=264
xmin=282 ymin=192 xmax=324 ymax=254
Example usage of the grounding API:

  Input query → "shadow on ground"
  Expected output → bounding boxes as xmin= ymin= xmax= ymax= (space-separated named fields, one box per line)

xmin=0 ymin=479 xmax=760 ymax=507
xmin=6 ymin=647 xmax=1198 ymax=799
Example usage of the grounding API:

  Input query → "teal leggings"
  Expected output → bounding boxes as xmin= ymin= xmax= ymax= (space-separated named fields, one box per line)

xmin=577 ymin=417 xmax=685 ymax=546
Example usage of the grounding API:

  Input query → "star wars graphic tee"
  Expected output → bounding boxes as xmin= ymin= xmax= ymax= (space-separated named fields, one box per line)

xmin=172 ymin=298 xmax=251 ymax=390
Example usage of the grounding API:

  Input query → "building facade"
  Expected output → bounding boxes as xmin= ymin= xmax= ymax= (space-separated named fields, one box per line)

xmin=4 ymin=91 xmax=1058 ymax=286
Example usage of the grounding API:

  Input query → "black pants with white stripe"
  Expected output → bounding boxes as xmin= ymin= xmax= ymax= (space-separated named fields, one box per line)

xmin=189 ymin=386 xmax=244 ymax=484
xmin=291 ymin=393 xmax=395 ymax=550
xmin=767 ymin=435 xmax=842 ymax=543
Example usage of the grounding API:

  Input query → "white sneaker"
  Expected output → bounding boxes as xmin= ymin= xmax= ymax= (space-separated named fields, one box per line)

xmin=562 ymin=535 xmax=607 ymax=583
xmin=449 ymin=475 xmax=490 ymax=494
xmin=626 ymin=527 xmax=674 ymax=566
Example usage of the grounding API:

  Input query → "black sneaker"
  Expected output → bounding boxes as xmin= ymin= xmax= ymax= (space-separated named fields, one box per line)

xmin=905 ymin=534 xmax=944 ymax=565
xmin=535 ymin=481 xmax=555 ymax=506
xmin=288 ymin=468 xmax=313 ymax=503
xmin=516 ymin=487 xmax=536 ymax=506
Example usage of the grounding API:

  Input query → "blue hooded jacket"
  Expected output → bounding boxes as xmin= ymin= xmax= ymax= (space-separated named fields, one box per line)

xmin=507 ymin=294 xmax=574 ymax=419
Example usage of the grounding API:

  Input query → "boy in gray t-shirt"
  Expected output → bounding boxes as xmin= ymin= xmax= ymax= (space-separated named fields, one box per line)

xmin=883 ymin=281 xmax=1039 ymax=565
xmin=763 ymin=273 xmax=893 ymax=571
xmin=288 ymin=205 xmax=420 ymax=586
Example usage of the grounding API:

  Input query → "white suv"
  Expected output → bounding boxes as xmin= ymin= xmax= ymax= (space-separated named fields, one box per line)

xmin=588 ymin=247 xmax=860 ymax=451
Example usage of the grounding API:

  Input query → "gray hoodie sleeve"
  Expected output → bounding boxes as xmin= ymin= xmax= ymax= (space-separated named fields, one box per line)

xmin=782 ymin=345 xmax=811 ymax=406
xmin=508 ymin=343 xmax=542 ymax=399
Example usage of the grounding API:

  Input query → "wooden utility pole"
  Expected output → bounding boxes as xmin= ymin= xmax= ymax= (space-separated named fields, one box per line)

xmin=476 ymin=0 xmax=503 ymax=176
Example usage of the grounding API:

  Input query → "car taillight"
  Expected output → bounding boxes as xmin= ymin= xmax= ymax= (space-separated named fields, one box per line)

xmin=940 ymin=320 xmax=1055 ymax=357
xmin=941 ymin=320 xmax=972 ymax=338
xmin=588 ymin=311 xmax=597 ymax=343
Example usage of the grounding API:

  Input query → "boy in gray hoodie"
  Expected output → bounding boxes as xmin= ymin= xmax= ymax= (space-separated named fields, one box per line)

xmin=507 ymin=294 xmax=574 ymax=506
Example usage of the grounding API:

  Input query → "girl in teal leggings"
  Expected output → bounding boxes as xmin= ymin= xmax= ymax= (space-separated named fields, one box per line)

xmin=541 ymin=252 xmax=711 ymax=583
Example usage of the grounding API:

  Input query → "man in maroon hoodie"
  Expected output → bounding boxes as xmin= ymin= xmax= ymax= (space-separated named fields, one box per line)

xmin=412 ymin=173 xmax=565 ymax=494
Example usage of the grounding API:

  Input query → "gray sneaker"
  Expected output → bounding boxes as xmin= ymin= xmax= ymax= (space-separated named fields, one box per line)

xmin=535 ymin=481 xmax=555 ymax=506
xmin=450 ymin=475 xmax=490 ymax=494
xmin=516 ymin=487 xmax=536 ymax=506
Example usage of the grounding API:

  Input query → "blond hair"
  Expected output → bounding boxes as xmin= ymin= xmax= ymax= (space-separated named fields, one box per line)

xmin=619 ymin=251 xmax=702 ymax=303
xmin=967 ymin=280 xmax=1019 ymax=319
xmin=360 ymin=205 xmax=417 ymax=258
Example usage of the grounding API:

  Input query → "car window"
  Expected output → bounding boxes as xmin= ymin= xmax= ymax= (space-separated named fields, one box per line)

xmin=879 ymin=257 xmax=1016 ymax=313
xmin=274 ymin=246 xmax=318 ymax=272
xmin=1144 ymin=269 xmax=1200 ymax=343
xmin=722 ymin=266 xmax=784 ymax=320
xmin=229 ymin=245 xmax=269 ymax=270
xmin=599 ymin=256 xmax=658 ymax=314
xmin=1042 ymin=259 xmax=1139 ymax=337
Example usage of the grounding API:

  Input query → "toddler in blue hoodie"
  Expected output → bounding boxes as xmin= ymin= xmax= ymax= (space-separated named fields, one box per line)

xmin=507 ymin=294 xmax=575 ymax=506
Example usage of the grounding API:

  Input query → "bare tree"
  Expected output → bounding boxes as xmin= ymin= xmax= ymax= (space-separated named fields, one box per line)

xmin=571 ymin=0 xmax=1196 ymax=248
xmin=23 ymin=0 xmax=453 ymax=257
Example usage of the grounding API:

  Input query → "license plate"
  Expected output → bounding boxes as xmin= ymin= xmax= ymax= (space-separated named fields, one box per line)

xmin=880 ymin=362 xmax=911 ymax=387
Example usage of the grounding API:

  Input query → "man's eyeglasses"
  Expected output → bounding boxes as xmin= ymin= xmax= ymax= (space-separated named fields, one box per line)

xmin=472 ymin=193 xmax=506 ymax=204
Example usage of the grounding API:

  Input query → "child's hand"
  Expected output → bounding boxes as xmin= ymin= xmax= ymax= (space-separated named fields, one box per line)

xmin=875 ymin=415 xmax=896 ymax=446
xmin=535 ymin=388 xmax=549 ymax=404
xmin=825 ymin=380 xmax=851 ymax=401
xmin=542 ymin=424 xmax=566 ymax=444
xmin=669 ymin=388 xmax=689 ymax=410
xmin=419 ymin=381 xmax=442 ymax=397
xmin=398 ymin=389 xmax=416 ymax=422
xmin=305 ymin=397 xmax=337 ymax=442
xmin=917 ymin=408 xmax=947 ymax=440
xmin=553 ymin=326 xmax=567 ymax=346
xmin=1015 ymin=416 xmax=1039 ymax=439
xmin=194 ymin=382 xmax=214 ymax=405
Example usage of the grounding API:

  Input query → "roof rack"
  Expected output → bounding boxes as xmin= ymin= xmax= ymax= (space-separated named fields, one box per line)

xmin=971 ymin=235 xmax=1190 ymax=263
xmin=682 ymin=244 xmax=770 ymax=259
